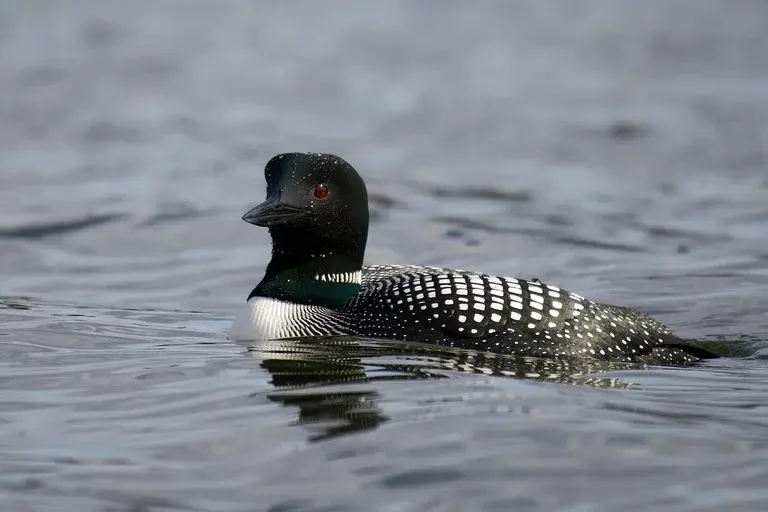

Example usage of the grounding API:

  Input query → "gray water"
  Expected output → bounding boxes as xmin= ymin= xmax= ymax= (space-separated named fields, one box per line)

xmin=2 ymin=1 xmax=768 ymax=510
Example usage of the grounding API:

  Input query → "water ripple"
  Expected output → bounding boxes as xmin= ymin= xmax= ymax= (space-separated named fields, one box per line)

xmin=0 ymin=213 xmax=128 ymax=239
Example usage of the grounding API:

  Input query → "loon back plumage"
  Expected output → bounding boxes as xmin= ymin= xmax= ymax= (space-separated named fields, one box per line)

xmin=231 ymin=152 xmax=718 ymax=365
xmin=343 ymin=265 xmax=689 ymax=363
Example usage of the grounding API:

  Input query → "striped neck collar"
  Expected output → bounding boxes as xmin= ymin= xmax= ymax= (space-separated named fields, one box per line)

xmin=314 ymin=270 xmax=362 ymax=285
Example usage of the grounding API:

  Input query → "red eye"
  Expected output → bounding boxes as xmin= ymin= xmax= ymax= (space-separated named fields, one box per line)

xmin=313 ymin=183 xmax=329 ymax=200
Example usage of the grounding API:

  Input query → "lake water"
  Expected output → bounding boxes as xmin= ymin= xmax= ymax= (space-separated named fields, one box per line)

xmin=1 ymin=1 xmax=768 ymax=511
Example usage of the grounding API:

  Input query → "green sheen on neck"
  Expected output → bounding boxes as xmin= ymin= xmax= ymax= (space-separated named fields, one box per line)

xmin=251 ymin=226 xmax=368 ymax=309
xmin=250 ymin=263 xmax=362 ymax=309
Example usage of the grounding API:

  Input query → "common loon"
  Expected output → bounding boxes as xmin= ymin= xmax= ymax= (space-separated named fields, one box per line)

xmin=231 ymin=152 xmax=717 ymax=365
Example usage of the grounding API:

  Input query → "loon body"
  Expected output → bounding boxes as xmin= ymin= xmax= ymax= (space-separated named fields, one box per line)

xmin=231 ymin=152 xmax=716 ymax=365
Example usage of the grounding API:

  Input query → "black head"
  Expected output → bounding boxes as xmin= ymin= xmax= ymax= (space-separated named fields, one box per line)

xmin=243 ymin=153 xmax=369 ymax=243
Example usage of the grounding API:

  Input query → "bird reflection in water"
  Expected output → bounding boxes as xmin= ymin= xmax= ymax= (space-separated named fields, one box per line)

xmin=240 ymin=337 xmax=635 ymax=442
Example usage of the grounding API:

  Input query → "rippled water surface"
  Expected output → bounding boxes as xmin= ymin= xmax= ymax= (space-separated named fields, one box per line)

xmin=2 ymin=1 xmax=768 ymax=510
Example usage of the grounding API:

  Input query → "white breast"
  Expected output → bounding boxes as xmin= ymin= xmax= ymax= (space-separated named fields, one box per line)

xmin=229 ymin=296 xmax=346 ymax=341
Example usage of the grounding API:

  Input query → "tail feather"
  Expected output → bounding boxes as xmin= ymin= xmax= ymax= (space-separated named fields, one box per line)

xmin=661 ymin=342 xmax=720 ymax=360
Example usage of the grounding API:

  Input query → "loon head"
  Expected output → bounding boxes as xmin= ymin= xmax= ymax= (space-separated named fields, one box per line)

xmin=243 ymin=152 xmax=369 ymax=246
xmin=242 ymin=152 xmax=370 ymax=307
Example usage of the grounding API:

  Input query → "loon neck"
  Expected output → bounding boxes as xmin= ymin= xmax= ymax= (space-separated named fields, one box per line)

xmin=249 ymin=228 xmax=366 ymax=309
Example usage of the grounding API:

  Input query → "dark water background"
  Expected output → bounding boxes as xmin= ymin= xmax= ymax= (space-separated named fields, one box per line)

xmin=2 ymin=1 xmax=768 ymax=511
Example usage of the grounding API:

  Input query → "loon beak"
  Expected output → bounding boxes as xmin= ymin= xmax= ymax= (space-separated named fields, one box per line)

xmin=241 ymin=195 xmax=309 ymax=227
